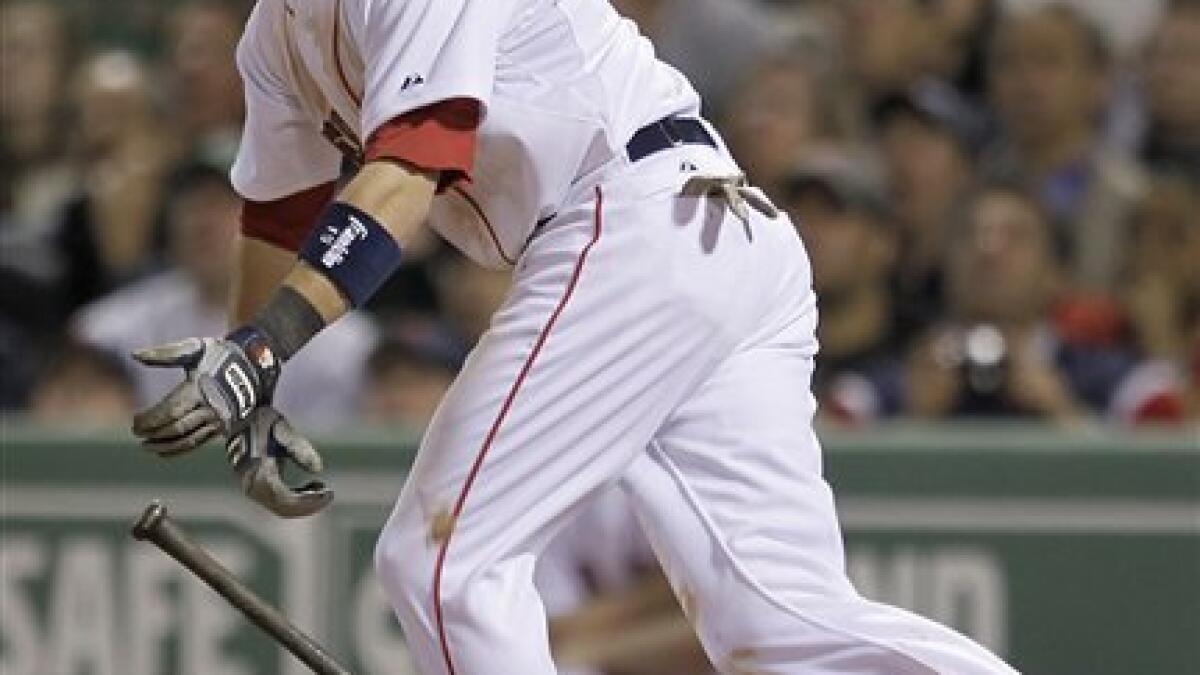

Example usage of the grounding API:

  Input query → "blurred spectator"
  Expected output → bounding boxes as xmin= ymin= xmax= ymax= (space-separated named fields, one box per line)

xmin=1192 ymin=349 xmax=1200 ymax=417
xmin=785 ymin=154 xmax=905 ymax=424
xmin=71 ymin=164 xmax=378 ymax=430
xmin=1124 ymin=177 xmax=1200 ymax=360
xmin=433 ymin=254 xmax=512 ymax=345
xmin=1 ymin=2 xmax=74 ymax=219
xmin=4 ymin=0 xmax=1194 ymax=428
xmin=28 ymin=341 xmax=136 ymax=426
xmin=53 ymin=50 xmax=174 ymax=315
xmin=874 ymin=89 xmax=979 ymax=341
xmin=0 ymin=2 xmax=76 ymax=329
xmin=1122 ymin=177 xmax=1200 ymax=420
xmin=361 ymin=334 xmax=459 ymax=429
xmin=723 ymin=54 xmax=841 ymax=201
xmin=983 ymin=3 xmax=1148 ymax=292
xmin=166 ymin=0 xmax=246 ymax=168
xmin=926 ymin=0 xmax=1000 ymax=100
xmin=1142 ymin=0 xmax=1200 ymax=185
xmin=906 ymin=184 xmax=1174 ymax=424
xmin=839 ymin=0 xmax=939 ymax=102
xmin=0 ymin=322 xmax=37 ymax=409
xmin=539 ymin=485 xmax=709 ymax=675
xmin=610 ymin=0 xmax=784 ymax=114
xmin=825 ymin=0 xmax=990 ymax=160
xmin=369 ymin=237 xmax=453 ymax=320
xmin=0 ymin=2 xmax=77 ymax=407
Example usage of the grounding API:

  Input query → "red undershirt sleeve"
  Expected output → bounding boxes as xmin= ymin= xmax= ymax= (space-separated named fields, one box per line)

xmin=241 ymin=181 xmax=337 ymax=252
xmin=365 ymin=97 xmax=482 ymax=192
xmin=241 ymin=99 xmax=481 ymax=251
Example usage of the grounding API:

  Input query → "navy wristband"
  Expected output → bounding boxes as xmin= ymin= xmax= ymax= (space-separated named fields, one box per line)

xmin=299 ymin=202 xmax=402 ymax=307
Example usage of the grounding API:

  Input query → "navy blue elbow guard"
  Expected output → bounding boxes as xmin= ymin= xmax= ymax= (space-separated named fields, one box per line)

xmin=298 ymin=202 xmax=402 ymax=307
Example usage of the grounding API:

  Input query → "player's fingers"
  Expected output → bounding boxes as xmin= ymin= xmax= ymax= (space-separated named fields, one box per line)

xmin=244 ymin=459 xmax=333 ymax=518
xmin=137 ymin=407 xmax=220 ymax=442
xmin=226 ymin=434 xmax=249 ymax=468
xmin=278 ymin=482 xmax=334 ymax=518
xmin=132 ymin=338 xmax=207 ymax=368
xmin=262 ymin=477 xmax=334 ymax=518
xmin=142 ymin=421 xmax=223 ymax=457
xmin=272 ymin=416 xmax=323 ymax=473
xmin=131 ymin=383 xmax=204 ymax=436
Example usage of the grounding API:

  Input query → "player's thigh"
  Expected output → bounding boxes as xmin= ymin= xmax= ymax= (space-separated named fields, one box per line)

xmin=384 ymin=193 xmax=736 ymax=568
xmin=626 ymin=308 xmax=856 ymax=618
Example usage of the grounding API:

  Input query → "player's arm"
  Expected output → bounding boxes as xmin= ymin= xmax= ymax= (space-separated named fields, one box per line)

xmin=226 ymin=90 xmax=480 ymax=359
xmin=129 ymin=146 xmax=459 ymax=509
xmin=128 ymin=158 xmax=445 ymax=518
xmin=226 ymin=0 xmax=494 ymax=326
xmin=128 ymin=0 xmax=480 ymax=518
xmin=236 ymin=158 xmax=437 ymax=332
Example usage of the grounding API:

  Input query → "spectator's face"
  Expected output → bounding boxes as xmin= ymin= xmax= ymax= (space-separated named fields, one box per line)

xmin=1132 ymin=182 xmax=1200 ymax=295
xmin=949 ymin=192 xmax=1057 ymax=323
xmin=1146 ymin=9 xmax=1200 ymax=135
xmin=171 ymin=181 xmax=241 ymax=299
xmin=928 ymin=0 xmax=990 ymax=79
xmin=725 ymin=62 xmax=822 ymax=195
xmin=935 ymin=0 xmax=989 ymax=38
xmin=363 ymin=362 xmax=454 ymax=429
xmin=844 ymin=0 xmax=932 ymax=91
xmin=168 ymin=4 xmax=244 ymax=135
xmin=792 ymin=191 xmax=894 ymax=297
xmin=881 ymin=115 xmax=971 ymax=225
xmin=74 ymin=53 xmax=151 ymax=153
xmin=990 ymin=11 xmax=1106 ymax=146
xmin=0 ymin=3 xmax=66 ymax=124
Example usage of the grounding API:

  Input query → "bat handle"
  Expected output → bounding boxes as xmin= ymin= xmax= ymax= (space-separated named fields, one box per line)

xmin=131 ymin=501 xmax=352 ymax=675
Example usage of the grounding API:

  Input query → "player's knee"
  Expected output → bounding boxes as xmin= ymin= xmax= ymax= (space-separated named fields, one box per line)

xmin=373 ymin=508 xmax=435 ymax=615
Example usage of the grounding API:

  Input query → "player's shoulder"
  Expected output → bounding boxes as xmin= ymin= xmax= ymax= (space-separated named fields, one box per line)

xmin=236 ymin=0 xmax=311 ymax=105
xmin=235 ymin=0 xmax=290 ymax=76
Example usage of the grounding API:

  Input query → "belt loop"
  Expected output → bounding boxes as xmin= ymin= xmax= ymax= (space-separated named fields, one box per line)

xmin=660 ymin=118 xmax=682 ymax=146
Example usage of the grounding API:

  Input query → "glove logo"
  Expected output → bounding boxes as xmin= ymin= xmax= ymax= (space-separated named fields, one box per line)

xmin=319 ymin=217 xmax=369 ymax=268
xmin=247 ymin=342 xmax=277 ymax=370
xmin=223 ymin=362 xmax=257 ymax=419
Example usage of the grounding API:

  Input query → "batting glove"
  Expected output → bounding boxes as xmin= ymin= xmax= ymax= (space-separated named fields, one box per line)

xmin=131 ymin=330 xmax=281 ymax=456
xmin=226 ymin=407 xmax=333 ymax=518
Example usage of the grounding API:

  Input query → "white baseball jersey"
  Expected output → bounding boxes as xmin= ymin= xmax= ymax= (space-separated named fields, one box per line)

xmin=231 ymin=0 xmax=703 ymax=268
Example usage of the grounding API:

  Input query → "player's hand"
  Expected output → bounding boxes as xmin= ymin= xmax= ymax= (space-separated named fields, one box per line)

xmin=131 ymin=334 xmax=280 ymax=456
xmin=226 ymin=407 xmax=333 ymax=518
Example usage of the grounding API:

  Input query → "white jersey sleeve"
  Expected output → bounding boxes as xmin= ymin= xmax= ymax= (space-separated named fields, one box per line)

xmin=356 ymin=0 xmax=516 ymax=142
xmin=230 ymin=0 xmax=341 ymax=202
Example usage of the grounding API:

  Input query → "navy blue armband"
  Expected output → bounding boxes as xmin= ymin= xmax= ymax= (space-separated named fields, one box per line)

xmin=298 ymin=202 xmax=402 ymax=307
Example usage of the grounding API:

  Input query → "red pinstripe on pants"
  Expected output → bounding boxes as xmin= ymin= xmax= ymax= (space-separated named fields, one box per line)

xmin=431 ymin=186 xmax=605 ymax=675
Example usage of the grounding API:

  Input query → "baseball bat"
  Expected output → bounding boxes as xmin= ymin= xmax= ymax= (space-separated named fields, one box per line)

xmin=131 ymin=501 xmax=352 ymax=675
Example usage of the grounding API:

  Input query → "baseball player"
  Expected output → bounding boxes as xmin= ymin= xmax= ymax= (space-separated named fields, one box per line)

xmin=129 ymin=0 xmax=1020 ymax=673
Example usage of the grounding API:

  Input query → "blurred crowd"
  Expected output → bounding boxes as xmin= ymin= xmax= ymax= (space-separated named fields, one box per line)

xmin=3 ymin=0 xmax=1199 ymax=432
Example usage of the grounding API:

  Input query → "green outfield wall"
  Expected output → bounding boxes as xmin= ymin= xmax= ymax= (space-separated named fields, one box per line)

xmin=2 ymin=423 xmax=1197 ymax=675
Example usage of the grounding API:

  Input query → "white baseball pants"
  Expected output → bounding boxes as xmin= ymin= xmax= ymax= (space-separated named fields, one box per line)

xmin=374 ymin=160 xmax=1019 ymax=675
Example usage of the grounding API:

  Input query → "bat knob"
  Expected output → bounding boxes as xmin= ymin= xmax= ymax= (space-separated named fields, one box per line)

xmin=132 ymin=500 xmax=168 ymax=540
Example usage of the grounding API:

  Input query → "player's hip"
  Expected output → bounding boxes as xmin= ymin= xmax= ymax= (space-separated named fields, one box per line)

xmin=513 ymin=176 xmax=814 ymax=355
